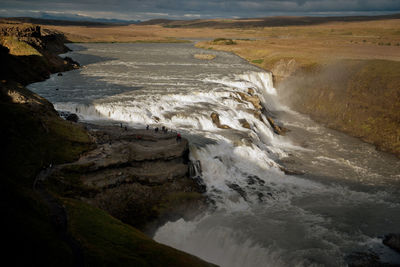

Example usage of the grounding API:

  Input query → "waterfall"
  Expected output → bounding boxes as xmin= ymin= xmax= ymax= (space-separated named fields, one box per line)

xmin=28 ymin=43 xmax=400 ymax=267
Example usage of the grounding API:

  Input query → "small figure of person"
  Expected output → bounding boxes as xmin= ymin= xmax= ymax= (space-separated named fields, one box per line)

xmin=124 ymin=126 xmax=128 ymax=131
xmin=146 ymin=125 xmax=149 ymax=130
xmin=120 ymin=123 xmax=122 ymax=128
xmin=162 ymin=126 xmax=165 ymax=132
xmin=155 ymin=127 xmax=159 ymax=133
xmin=176 ymin=133 xmax=182 ymax=142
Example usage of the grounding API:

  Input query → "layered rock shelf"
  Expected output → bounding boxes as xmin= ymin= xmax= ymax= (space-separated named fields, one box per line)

xmin=46 ymin=124 xmax=207 ymax=232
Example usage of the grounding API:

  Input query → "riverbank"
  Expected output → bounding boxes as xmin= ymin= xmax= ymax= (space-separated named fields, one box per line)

xmin=13 ymin=16 xmax=399 ymax=157
xmin=0 ymin=24 xmax=214 ymax=266
xmin=195 ymin=24 xmax=400 ymax=157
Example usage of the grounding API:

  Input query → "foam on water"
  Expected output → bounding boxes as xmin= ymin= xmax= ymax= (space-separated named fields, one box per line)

xmin=28 ymin=43 xmax=400 ymax=267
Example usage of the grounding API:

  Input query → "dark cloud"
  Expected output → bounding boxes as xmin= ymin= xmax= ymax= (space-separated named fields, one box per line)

xmin=0 ymin=0 xmax=399 ymax=20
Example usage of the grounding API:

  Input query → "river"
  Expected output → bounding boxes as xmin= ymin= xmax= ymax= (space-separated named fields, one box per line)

xmin=29 ymin=43 xmax=400 ymax=266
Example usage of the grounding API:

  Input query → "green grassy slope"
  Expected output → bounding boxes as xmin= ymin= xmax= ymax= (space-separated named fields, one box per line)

xmin=65 ymin=199 xmax=214 ymax=267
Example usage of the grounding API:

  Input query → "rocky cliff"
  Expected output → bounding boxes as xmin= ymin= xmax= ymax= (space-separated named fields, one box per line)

xmin=197 ymin=37 xmax=400 ymax=158
xmin=0 ymin=24 xmax=79 ymax=85
xmin=45 ymin=124 xmax=207 ymax=233
xmin=0 ymin=23 xmax=214 ymax=266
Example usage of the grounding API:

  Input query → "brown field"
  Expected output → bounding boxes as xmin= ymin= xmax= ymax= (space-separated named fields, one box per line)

xmin=43 ymin=24 xmax=241 ymax=42
xmin=38 ymin=19 xmax=400 ymax=67
xmin=41 ymin=18 xmax=400 ymax=156
xmin=2 ymin=17 xmax=400 ymax=155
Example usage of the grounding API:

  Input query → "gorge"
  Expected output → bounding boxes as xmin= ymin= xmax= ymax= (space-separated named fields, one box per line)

xmin=28 ymin=42 xmax=400 ymax=266
xmin=1 ymin=20 xmax=400 ymax=267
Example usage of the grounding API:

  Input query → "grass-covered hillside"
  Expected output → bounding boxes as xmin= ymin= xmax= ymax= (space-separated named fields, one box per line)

xmin=279 ymin=60 xmax=400 ymax=157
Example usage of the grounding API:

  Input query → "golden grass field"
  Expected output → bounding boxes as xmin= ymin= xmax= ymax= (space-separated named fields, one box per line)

xmin=3 ymin=18 xmax=399 ymax=68
xmin=41 ymin=18 xmax=400 ymax=156
xmin=2 ymin=17 xmax=399 ymax=155
xmin=39 ymin=19 xmax=400 ymax=66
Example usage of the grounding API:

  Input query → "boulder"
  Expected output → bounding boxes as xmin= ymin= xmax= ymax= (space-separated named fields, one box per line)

xmin=266 ymin=116 xmax=288 ymax=135
xmin=239 ymin=119 xmax=251 ymax=129
xmin=210 ymin=112 xmax=231 ymax=129
xmin=247 ymin=88 xmax=255 ymax=95
xmin=66 ymin=113 xmax=79 ymax=123
xmin=63 ymin=57 xmax=80 ymax=69
xmin=279 ymin=166 xmax=304 ymax=175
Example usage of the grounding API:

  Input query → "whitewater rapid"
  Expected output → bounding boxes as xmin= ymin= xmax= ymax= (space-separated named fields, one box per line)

xmin=29 ymin=43 xmax=400 ymax=267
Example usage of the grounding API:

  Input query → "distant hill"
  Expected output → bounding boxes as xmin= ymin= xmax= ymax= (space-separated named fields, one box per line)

xmin=0 ymin=17 xmax=140 ymax=27
xmin=140 ymin=13 xmax=400 ymax=28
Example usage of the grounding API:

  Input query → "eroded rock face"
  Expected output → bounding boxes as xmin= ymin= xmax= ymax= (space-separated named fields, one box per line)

xmin=272 ymin=58 xmax=298 ymax=82
xmin=237 ymin=91 xmax=262 ymax=110
xmin=47 ymin=124 xmax=207 ymax=231
xmin=211 ymin=112 xmax=231 ymax=129
xmin=266 ymin=116 xmax=288 ymax=135
xmin=0 ymin=25 xmax=78 ymax=85
xmin=0 ymin=25 xmax=41 ymax=38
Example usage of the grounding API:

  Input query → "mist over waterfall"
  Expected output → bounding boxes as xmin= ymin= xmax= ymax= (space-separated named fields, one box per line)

xmin=29 ymin=43 xmax=400 ymax=267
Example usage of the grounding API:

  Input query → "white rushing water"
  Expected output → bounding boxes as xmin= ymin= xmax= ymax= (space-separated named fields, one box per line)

xmin=29 ymin=43 xmax=400 ymax=266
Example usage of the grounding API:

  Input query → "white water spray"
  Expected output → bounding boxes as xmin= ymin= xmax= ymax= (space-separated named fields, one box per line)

xmin=28 ymin=43 xmax=400 ymax=267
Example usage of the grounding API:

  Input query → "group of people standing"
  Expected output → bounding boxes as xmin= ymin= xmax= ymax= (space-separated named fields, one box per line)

xmin=146 ymin=125 xmax=182 ymax=142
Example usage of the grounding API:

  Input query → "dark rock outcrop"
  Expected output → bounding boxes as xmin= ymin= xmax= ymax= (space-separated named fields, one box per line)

xmin=0 ymin=24 xmax=78 ymax=85
xmin=66 ymin=113 xmax=79 ymax=122
xmin=383 ymin=233 xmax=400 ymax=253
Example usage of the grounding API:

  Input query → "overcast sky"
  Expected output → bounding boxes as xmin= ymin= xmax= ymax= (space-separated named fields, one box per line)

xmin=1 ymin=0 xmax=399 ymax=21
